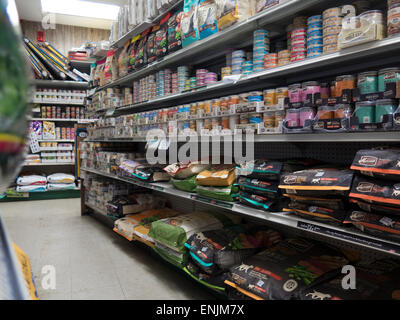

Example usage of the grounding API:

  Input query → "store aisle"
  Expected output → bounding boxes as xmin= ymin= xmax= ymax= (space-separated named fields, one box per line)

xmin=0 ymin=199 xmax=215 ymax=300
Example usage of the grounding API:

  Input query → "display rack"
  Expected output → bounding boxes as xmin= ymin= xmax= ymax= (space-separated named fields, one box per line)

xmin=81 ymin=167 xmax=400 ymax=258
xmin=0 ymin=216 xmax=30 ymax=300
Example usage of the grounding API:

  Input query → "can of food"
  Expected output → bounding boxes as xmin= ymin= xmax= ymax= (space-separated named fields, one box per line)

xmin=263 ymin=89 xmax=277 ymax=105
xmin=358 ymin=71 xmax=378 ymax=95
xmin=334 ymin=104 xmax=353 ymax=119
xmin=355 ymin=101 xmax=375 ymax=124
xmin=275 ymin=110 xmax=285 ymax=127
xmin=286 ymin=109 xmax=300 ymax=128
xmin=263 ymin=111 xmax=275 ymax=128
xmin=378 ymin=67 xmax=400 ymax=92
xmin=317 ymin=105 xmax=334 ymax=119
xmin=375 ymin=99 xmax=397 ymax=122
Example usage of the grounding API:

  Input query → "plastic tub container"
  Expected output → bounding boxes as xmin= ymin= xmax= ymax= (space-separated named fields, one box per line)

xmin=375 ymin=99 xmax=397 ymax=123
xmin=355 ymin=101 xmax=375 ymax=124
xmin=358 ymin=71 xmax=378 ymax=94
xmin=378 ymin=67 xmax=400 ymax=92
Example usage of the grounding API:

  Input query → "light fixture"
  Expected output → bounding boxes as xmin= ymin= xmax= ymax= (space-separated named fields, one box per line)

xmin=41 ymin=0 xmax=120 ymax=20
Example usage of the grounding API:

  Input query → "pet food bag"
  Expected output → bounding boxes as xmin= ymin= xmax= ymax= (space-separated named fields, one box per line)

xmin=344 ymin=210 xmax=400 ymax=241
xmin=216 ymin=0 xmax=254 ymax=31
xmin=106 ymin=194 xmax=166 ymax=219
xmin=299 ymin=259 xmax=400 ymax=300
xmin=238 ymin=192 xmax=277 ymax=211
xmin=149 ymin=211 xmax=241 ymax=267
xmin=113 ymin=208 xmax=178 ymax=242
xmin=155 ymin=12 xmax=171 ymax=59
xmin=197 ymin=0 xmax=218 ymax=39
xmin=237 ymin=160 xmax=283 ymax=181
xmin=128 ymin=34 xmax=141 ymax=72
xmin=349 ymin=198 xmax=400 ymax=216
xmin=146 ymin=25 xmax=158 ymax=64
xmin=119 ymin=159 xmax=146 ymax=175
xmin=184 ymin=259 xmax=229 ymax=291
xmin=225 ymin=238 xmax=348 ymax=300
xmin=286 ymin=202 xmax=347 ymax=226
xmin=256 ymin=0 xmax=280 ymax=13
xmin=196 ymin=164 xmax=236 ymax=187
xmin=118 ymin=41 xmax=130 ymax=77
xmin=349 ymin=175 xmax=400 ymax=208
xmin=196 ymin=184 xmax=239 ymax=202
xmin=16 ymin=185 xmax=47 ymax=192
xmin=132 ymin=165 xmax=171 ymax=182
xmin=351 ymin=148 xmax=400 ymax=182
xmin=47 ymin=173 xmax=75 ymax=184
xmin=16 ymin=175 xmax=47 ymax=186
xmin=171 ymin=175 xmax=197 ymax=192
xmin=279 ymin=169 xmax=354 ymax=197
xmin=135 ymin=28 xmax=151 ymax=69
xmin=238 ymin=177 xmax=279 ymax=198
xmin=47 ymin=183 xmax=76 ymax=191
xmin=168 ymin=10 xmax=183 ymax=53
xmin=104 ymin=49 xmax=118 ymax=84
xmin=181 ymin=0 xmax=200 ymax=47
xmin=283 ymin=194 xmax=346 ymax=210
xmin=164 ymin=161 xmax=211 ymax=180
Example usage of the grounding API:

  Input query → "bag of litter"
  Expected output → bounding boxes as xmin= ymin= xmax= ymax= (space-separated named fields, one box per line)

xmin=16 ymin=185 xmax=47 ymax=192
xmin=225 ymin=238 xmax=348 ymax=300
xmin=47 ymin=173 xmax=75 ymax=184
xmin=16 ymin=175 xmax=47 ymax=186
xmin=351 ymin=148 xmax=400 ymax=182
xmin=47 ymin=183 xmax=76 ymax=191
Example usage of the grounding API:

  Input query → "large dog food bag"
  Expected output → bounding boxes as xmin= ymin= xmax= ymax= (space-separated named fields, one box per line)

xmin=47 ymin=173 xmax=75 ymax=184
xmin=181 ymin=0 xmax=200 ymax=47
xmin=149 ymin=211 xmax=241 ymax=268
xmin=164 ymin=161 xmax=211 ymax=180
xmin=225 ymin=238 xmax=349 ymax=300
xmin=196 ymin=164 xmax=236 ymax=187
xmin=16 ymin=175 xmax=47 ymax=186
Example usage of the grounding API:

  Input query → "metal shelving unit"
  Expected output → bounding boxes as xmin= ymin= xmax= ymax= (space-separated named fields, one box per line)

xmin=30 ymin=100 xmax=85 ymax=106
xmin=32 ymin=79 xmax=89 ymax=89
xmin=81 ymin=167 xmax=400 ymax=257
xmin=23 ymin=162 xmax=75 ymax=166
xmin=0 ymin=216 xmax=30 ymax=300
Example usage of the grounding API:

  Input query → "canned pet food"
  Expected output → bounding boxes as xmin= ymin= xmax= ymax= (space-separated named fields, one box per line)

xmin=286 ymin=109 xmax=300 ymax=128
xmin=263 ymin=112 xmax=275 ymax=128
xmin=317 ymin=105 xmax=334 ymax=119
xmin=358 ymin=71 xmax=378 ymax=95
xmin=299 ymin=107 xmax=316 ymax=127
xmin=275 ymin=110 xmax=285 ymax=127
xmin=264 ymin=89 xmax=277 ymax=105
xmin=355 ymin=101 xmax=375 ymax=124
xmin=378 ymin=67 xmax=400 ymax=92
xmin=375 ymin=99 xmax=397 ymax=122
xmin=334 ymin=104 xmax=353 ymax=119
xmin=288 ymin=84 xmax=303 ymax=103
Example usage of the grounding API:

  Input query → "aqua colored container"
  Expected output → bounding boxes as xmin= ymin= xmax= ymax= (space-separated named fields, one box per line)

xmin=375 ymin=99 xmax=397 ymax=123
xmin=378 ymin=67 xmax=400 ymax=92
xmin=355 ymin=101 xmax=375 ymax=124
xmin=358 ymin=71 xmax=378 ymax=94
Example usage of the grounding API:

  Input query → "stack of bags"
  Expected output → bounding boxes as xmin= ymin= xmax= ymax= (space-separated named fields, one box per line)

xmin=46 ymin=173 xmax=76 ymax=191
xmin=346 ymin=148 xmax=400 ymax=241
xmin=113 ymin=207 xmax=178 ymax=247
xmin=148 ymin=211 xmax=241 ymax=268
xmin=195 ymin=164 xmax=239 ymax=202
xmin=279 ymin=167 xmax=354 ymax=226
xmin=119 ymin=159 xmax=170 ymax=182
xmin=237 ymin=160 xmax=283 ymax=212
xmin=106 ymin=193 xmax=167 ymax=220
xmin=16 ymin=175 xmax=47 ymax=192
xmin=164 ymin=161 xmax=210 ymax=192
xmin=183 ymin=225 xmax=282 ymax=292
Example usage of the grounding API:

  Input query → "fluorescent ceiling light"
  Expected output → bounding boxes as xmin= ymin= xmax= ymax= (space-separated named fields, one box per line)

xmin=41 ymin=0 xmax=120 ymax=20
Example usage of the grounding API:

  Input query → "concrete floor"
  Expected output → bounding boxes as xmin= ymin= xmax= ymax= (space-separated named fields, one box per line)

xmin=0 ymin=199 xmax=215 ymax=300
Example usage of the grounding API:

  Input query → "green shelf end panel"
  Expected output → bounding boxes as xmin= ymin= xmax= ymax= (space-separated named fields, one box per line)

xmin=0 ymin=189 xmax=81 ymax=202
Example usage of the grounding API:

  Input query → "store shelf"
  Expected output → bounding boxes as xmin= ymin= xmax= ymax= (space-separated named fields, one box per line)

xmin=0 ymin=216 xmax=30 ymax=300
xmin=23 ymin=162 xmax=75 ymax=166
xmin=30 ymin=118 xmax=81 ymax=122
xmin=110 ymin=0 xmax=184 ymax=49
xmin=32 ymin=79 xmax=89 ymax=89
xmin=30 ymin=100 xmax=85 ymax=106
xmin=84 ymin=131 xmax=400 ymax=144
xmin=37 ymin=139 xmax=74 ymax=143
xmin=80 ymin=167 xmax=400 ymax=257
xmin=85 ymin=202 xmax=108 ymax=217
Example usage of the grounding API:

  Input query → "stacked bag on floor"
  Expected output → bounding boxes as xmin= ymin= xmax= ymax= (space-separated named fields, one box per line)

xmin=346 ymin=148 xmax=400 ymax=241
xmin=16 ymin=175 xmax=47 ymax=192
xmin=195 ymin=164 xmax=239 ymax=202
xmin=237 ymin=160 xmax=284 ymax=211
xmin=113 ymin=207 xmax=178 ymax=247
xmin=183 ymin=225 xmax=282 ymax=292
xmin=148 ymin=211 xmax=241 ymax=268
xmin=164 ymin=161 xmax=210 ymax=192
xmin=279 ymin=168 xmax=354 ymax=226
xmin=224 ymin=237 xmax=351 ymax=300
xmin=46 ymin=173 xmax=76 ymax=191
xmin=106 ymin=193 xmax=167 ymax=220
